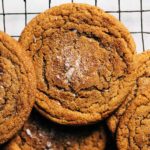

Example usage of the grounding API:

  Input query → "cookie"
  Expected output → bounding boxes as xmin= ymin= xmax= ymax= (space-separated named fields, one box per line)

xmin=117 ymin=51 xmax=150 ymax=149
xmin=4 ymin=110 xmax=106 ymax=150
xmin=107 ymin=86 xmax=136 ymax=134
xmin=19 ymin=3 xmax=136 ymax=125
xmin=0 ymin=31 xmax=36 ymax=144
xmin=107 ymin=51 xmax=150 ymax=134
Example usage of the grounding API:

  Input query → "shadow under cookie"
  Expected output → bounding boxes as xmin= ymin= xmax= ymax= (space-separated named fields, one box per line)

xmin=4 ymin=109 xmax=107 ymax=150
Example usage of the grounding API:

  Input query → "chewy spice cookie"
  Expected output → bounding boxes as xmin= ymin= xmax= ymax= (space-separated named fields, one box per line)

xmin=117 ymin=51 xmax=150 ymax=150
xmin=19 ymin=3 xmax=136 ymax=125
xmin=4 ymin=110 xmax=106 ymax=150
xmin=107 ymin=87 xmax=136 ymax=134
xmin=0 ymin=32 xmax=36 ymax=144
xmin=107 ymin=51 xmax=150 ymax=134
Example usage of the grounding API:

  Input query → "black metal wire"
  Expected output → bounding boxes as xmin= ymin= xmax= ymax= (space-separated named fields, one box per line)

xmin=2 ymin=0 xmax=6 ymax=32
xmin=24 ymin=0 xmax=27 ymax=25
xmin=0 ymin=12 xmax=40 ymax=15
xmin=95 ymin=0 xmax=97 ymax=6
xmin=49 ymin=0 xmax=51 ymax=8
xmin=0 ymin=0 xmax=148 ymax=51
xmin=132 ymin=32 xmax=150 ymax=34
xmin=140 ymin=0 xmax=145 ymax=51
xmin=118 ymin=0 xmax=121 ymax=21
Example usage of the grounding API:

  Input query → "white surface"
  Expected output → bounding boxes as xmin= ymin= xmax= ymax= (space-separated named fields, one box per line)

xmin=111 ymin=13 xmax=119 ymax=19
xmin=4 ymin=0 xmax=25 ymax=13
xmin=120 ymin=0 xmax=140 ymax=10
xmin=51 ymin=0 xmax=72 ymax=7
xmin=144 ymin=34 xmax=150 ymax=50
xmin=73 ymin=0 xmax=95 ymax=5
xmin=97 ymin=0 xmax=118 ymax=11
xmin=27 ymin=0 xmax=49 ymax=13
xmin=121 ymin=12 xmax=141 ymax=32
xmin=143 ymin=0 xmax=150 ymax=10
xmin=143 ymin=12 xmax=150 ymax=32
xmin=0 ymin=1 xmax=2 ymax=13
xmin=132 ymin=33 xmax=143 ymax=52
xmin=0 ymin=16 xmax=3 ymax=30
xmin=0 ymin=0 xmax=150 ymax=52
xmin=5 ymin=15 xmax=25 ymax=35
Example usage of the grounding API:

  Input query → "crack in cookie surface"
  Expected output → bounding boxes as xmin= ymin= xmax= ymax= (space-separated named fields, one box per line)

xmin=0 ymin=32 xmax=36 ymax=144
xmin=19 ymin=3 xmax=135 ymax=124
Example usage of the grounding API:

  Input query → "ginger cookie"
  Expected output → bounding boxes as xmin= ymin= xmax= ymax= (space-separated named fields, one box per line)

xmin=117 ymin=51 xmax=150 ymax=150
xmin=107 ymin=51 xmax=150 ymax=134
xmin=0 ymin=31 xmax=36 ymax=144
xmin=4 ymin=110 xmax=106 ymax=150
xmin=107 ymin=89 xmax=135 ymax=134
xmin=19 ymin=3 xmax=136 ymax=125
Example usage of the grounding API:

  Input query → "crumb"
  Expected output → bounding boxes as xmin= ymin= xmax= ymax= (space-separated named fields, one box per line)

xmin=46 ymin=141 xmax=52 ymax=148
xmin=66 ymin=67 xmax=75 ymax=81
xmin=56 ymin=75 xmax=60 ymax=79
xmin=66 ymin=141 xmax=71 ymax=145
xmin=33 ymin=35 xmax=36 ymax=43
xmin=26 ymin=129 xmax=32 ymax=138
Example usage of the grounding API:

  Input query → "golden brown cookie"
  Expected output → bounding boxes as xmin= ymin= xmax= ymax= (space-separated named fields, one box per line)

xmin=107 ymin=51 xmax=150 ymax=134
xmin=117 ymin=51 xmax=150 ymax=150
xmin=4 ymin=110 xmax=106 ymax=150
xmin=19 ymin=3 xmax=136 ymax=125
xmin=0 ymin=31 xmax=36 ymax=144
xmin=107 ymin=90 xmax=135 ymax=134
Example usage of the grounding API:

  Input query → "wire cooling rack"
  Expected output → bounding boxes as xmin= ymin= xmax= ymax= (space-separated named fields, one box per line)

xmin=0 ymin=0 xmax=150 ymax=53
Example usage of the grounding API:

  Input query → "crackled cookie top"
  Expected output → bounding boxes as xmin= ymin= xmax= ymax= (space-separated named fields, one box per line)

xmin=117 ymin=51 xmax=150 ymax=150
xmin=19 ymin=3 xmax=135 ymax=125
xmin=5 ymin=111 xmax=106 ymax=150
xmin=0 ymin=32 xmax=36 ymax=144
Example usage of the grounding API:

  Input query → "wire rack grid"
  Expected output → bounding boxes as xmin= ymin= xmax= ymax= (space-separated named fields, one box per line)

xmin=0 ymin=0 xmax=150 ymax=53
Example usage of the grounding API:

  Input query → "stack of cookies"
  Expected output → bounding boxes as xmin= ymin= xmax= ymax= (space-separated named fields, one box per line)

xmin=0 ymin=3 xmax=149 ymax=150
